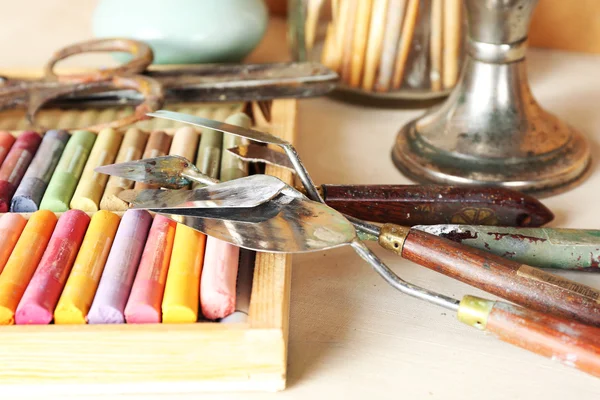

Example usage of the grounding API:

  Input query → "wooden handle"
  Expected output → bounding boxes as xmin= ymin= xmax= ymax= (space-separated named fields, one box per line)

xmin=321 ymin=184 xmax=554 ymax=227
xmin=379 ymin=227 xmax=600 ymax=326
xmin=458 ymin=296 xmax=600 ymax=378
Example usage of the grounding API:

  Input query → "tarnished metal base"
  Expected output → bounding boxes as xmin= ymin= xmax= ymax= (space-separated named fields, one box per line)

xmin=392 ymin=118 xmax=591 ymax=197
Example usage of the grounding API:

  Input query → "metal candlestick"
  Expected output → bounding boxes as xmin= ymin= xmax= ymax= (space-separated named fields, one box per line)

xmin=392 ymin=0 xmax=591 ymax=196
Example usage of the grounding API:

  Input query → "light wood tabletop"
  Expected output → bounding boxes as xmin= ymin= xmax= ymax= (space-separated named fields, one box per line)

xmin=1 ymin=1 xmax=600 ymax=399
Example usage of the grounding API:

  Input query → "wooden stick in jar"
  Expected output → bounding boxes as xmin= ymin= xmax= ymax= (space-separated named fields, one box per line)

xmin=305 ymin=0 xmax=326 ymax=51
xmin=341 ymin=0 xmax=359 ymax=83
xmin=391 ymin=0 xmax=420 ymax=89
xmin=374 ymin=0 xmax=406 ymax=92
xmin=349 ymin=0 xmax=374 ymax=87
xmin=430 ymin=0 xmax=444 ymax=91
xmin=443 ymin=0 xmax=462 ymax=89
xmin=362 ymin=0 xmax=390 ymax=91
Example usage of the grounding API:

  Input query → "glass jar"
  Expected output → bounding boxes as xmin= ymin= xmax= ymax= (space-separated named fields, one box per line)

xmin=288 ymin=0 xmax=466 ymax=101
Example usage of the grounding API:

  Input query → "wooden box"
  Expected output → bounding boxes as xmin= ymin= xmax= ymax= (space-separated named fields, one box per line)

xmin=0 ymin=77 xmax=296 ymax=395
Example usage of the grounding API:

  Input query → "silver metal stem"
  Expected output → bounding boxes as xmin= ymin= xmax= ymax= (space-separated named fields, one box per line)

xmin=349 ymin=239 xmax=460 ymax=312
xmin=283 ymin=145 xmax=324 ymax=203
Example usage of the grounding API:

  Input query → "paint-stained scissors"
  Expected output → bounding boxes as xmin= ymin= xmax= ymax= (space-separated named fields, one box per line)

xmin=0 ymin=38 xmax=338 ymax=132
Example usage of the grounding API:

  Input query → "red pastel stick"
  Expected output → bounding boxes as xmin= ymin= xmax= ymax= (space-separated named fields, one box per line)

xmin=15 ymin=209 xmax=90 ymax=325
xmin=0 ymin=131 xmax=42 ymax=212
xmin=0 ymin=131 xmax=16 ymax=166
xmin=124 ymin=215 xmax=176 ymax=323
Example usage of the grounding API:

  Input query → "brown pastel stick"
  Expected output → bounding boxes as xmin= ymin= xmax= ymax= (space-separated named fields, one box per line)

xmin=374 ymin=0 xmax=407 ymax=92
xmin=458 ymin=296 xmax=600 ymax=378
xmin=391 ymin=0 xmax=420 ymax=88
xmin=443 ymin=0 xmax=462 ymax=89
xmin=362 ymin=0 xmax=389 ymax=91
xmin=340 ymin=0 xmax=359 ymax=82
xmin=429 ymin=0 xmax=443 ymax=91
xmin=349 ymin=0 xmax=374 ymax=87
xmin=100 ymin=128 xmax=148 ymax=211
xmin=133 ymin=131 xmax=172 ymax=191
xmin=169 ymin=127 xmax=199 ymax=161
xmin=397 ymin=228 xmax=600 ymax=327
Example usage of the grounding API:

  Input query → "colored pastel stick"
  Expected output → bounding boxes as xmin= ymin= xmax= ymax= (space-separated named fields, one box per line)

xmin=134 ymin=131 xmax=172 ymax=191
xmin=70 ymin=128 xmax=122 ymax=212
xmin=221 ymin=249 xmax=256 ymax=323
xmin=39 ymin=130 xmax=96 ymax=212
xmin=99 ymin=128 xmax=147 ymax=211
xmin=54 ymin=210 xmax=120 ymax=324
xmin=169 ymin=126 xmax=199 ymax=161
xmin=0 ymin=131 xmax=16 ymax=165
xmin=87 ymin=209 xmax=152 ymax=324
xmin=11 ymin=130 xmax=70 ymax=212
xmin=201 ymin=113 xmax=251 ymax=320
xmin=0 ymin=213 xmax=27 ymax=274
xmin=194 ymin=108 xmax=230 ymax=188
xmin=0 ymin=131 xmax=42 ymax=212
xmin=0 ymin=210 xmax=57 ymax=325
xmin=162 ymin=223 xmax=206 ymax=323
xmin=15 ymin=210 xmax=90 ymax=325
xmin=124 ymin=215 xmax=176 ymax=323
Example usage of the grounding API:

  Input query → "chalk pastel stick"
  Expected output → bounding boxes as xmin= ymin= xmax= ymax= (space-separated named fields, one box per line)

xmin=54 ymin=210 xmax=120 ymax=324
xmin=124 ymin=215 xmax=176 ymax=323
xmin=193 ymin=107 xmax=231 ymax=187
xmin=162 ymin=223 xmax=207 ymax=323
xmin=39 ymin=130 xmax=96 ymax=212
xmin=88 ymin=209 xmax=152 ymax=324
xmin=221 ymin=249 xmax=256 ymax=323
xmin=0 ymin=131 xmax=16 ymax=166
xmin=99 ymin=128 xmax=147 ymax=211
xmin=134 ymin=131 xmax=172 ymax=191
xmin=169 ymin=126 xmax=199 ymax=161
xmin=11 ymin=130 xmax=70 ymax=212
xmin=70 ymin=128 xmax=122 ymax=212
xmin=0 ymin=213 xmax=27 ymax=274
xmin=201 ymin=113 xmax=251 ymax=320
xmin=15 ymin=210 xmax=90 ymax=325
xmin=0 ymin=131 xmax=42 ymax=212
xmin=0 ymin=210 xmax=57 ymax=325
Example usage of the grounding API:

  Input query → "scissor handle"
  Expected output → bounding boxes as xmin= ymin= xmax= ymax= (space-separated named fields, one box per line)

xmin=43 ymin=38 xmax=153 ymax=83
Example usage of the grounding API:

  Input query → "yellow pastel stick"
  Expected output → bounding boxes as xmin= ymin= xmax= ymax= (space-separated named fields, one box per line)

xmin=0 ymin=210 xmax=58 ymax=325
xmin=162 ymin=223 xmax=207 ymax=323
xmin=70 ymin=128 xmax=123 ymax=212
xmin=54 ymin=210 xmax=120 ymax=324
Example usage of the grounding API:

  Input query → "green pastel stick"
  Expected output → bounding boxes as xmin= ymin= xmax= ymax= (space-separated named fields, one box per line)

xmin=39 ymin=130 xmax=96 ymax=212
xmin=194 ymin=108 xmax=231 ymax=184
xmin=219 ymin=113 xmax=251 ymax=182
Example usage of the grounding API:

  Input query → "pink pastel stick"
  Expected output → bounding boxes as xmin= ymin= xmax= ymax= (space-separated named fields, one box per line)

xmin=200 ymin=237 xmax=239 ymax=320
xmin=87 ymin=209 xmax=152 ymax=324
xmin=124 ymin=215 xmax=176 ymax=323
xmin=15 ymin=209 xmax=90 ymax=325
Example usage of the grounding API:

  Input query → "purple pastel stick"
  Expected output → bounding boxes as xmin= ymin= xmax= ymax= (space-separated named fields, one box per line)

xmin=11 ymin=130 xmax=70 ymax=212
xmin=87 ymin=209 xmax=152 ymax=324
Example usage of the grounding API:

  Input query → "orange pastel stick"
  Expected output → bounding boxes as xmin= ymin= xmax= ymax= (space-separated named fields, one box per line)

xmin=0 ymin=213 xmax=27 ymax=274
xmin=0 ymin=210 xmax=57 ymax=325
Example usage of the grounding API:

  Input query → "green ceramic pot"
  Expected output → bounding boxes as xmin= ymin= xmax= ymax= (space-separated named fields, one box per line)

xmin=92 ymin=0 xmax=268 ymax=64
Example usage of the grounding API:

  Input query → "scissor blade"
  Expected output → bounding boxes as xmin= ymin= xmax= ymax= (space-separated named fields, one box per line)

xmin=156 ymin=194 xmax=357 ymax=253
xmin=147 ymin=111 xmax=290 ymax=146
xmin=95 ymin=155 xmax=217 ymax=189
xmin=226 ymin=144 xmax=295 ymax=172
xmin=119 ymin=175 xmax=289 ymax=209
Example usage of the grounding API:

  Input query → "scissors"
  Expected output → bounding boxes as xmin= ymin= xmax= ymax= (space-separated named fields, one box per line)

xmin=0 ymin=38 xmax=338 ymax=132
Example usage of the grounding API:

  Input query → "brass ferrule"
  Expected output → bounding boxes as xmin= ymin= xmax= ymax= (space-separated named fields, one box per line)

xmin=377 ymin=224 xmax=411 ymax=256
xmin=457 ymin=295 xmax=495 ymax=330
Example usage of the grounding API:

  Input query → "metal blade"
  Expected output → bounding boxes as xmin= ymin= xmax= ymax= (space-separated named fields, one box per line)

xmin=94 ymin=155 xmax=218 ymax=189
xmin=146 ymin=111 xmax=290 ymax=146
xmin=226 ymin=145 xmax=295 ymax=172
xmin=157 ymin=192 xmax=357 ymax=253
xmin=119 ymin=174 xmax=289 ymax=209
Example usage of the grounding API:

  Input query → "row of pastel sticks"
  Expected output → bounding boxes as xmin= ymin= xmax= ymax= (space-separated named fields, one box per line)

xmin=0 ymin=110 xmax=257 ymax=325
xmin=315 ymin=0 xmax=462 ymax=92
xmin=0 ymin=208 xmax=255 ymax=325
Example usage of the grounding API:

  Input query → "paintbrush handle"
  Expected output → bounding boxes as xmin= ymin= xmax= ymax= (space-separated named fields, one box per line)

xmin=378 ymin=225 xmax=600 ymax=327
xmin=320 ymin=184 xmax=553 ymax=227
xmin=458 ymin=296 xmax=600 ymax=378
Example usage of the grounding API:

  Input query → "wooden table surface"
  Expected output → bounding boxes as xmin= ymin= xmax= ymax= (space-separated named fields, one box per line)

xmin=2 ymin=1 xmax=600 ymax=399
